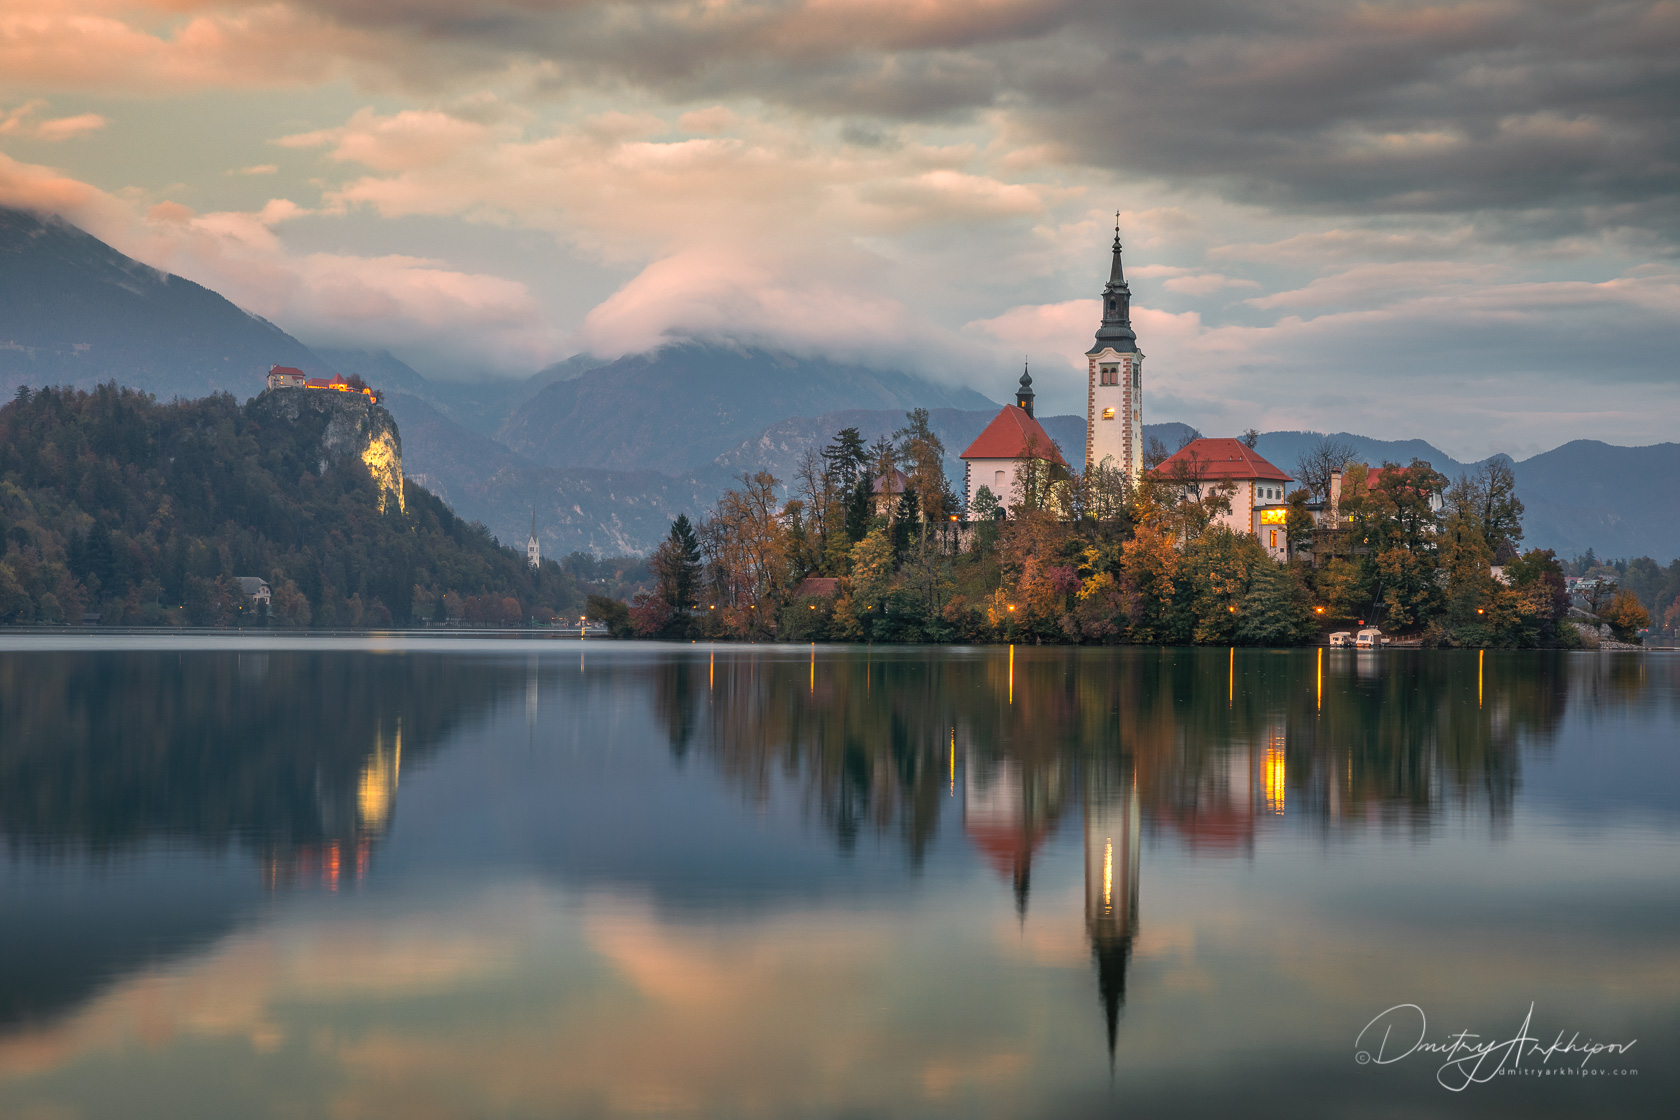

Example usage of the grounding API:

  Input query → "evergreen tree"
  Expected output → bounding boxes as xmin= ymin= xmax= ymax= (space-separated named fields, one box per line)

xmin=1235 ymin=562 xmax=1318 ymax=646
xmin=667 ymin=513 xmax=702 ymax=610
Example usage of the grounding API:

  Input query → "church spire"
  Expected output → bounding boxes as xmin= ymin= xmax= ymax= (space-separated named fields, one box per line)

xmin=1014 ymin=360 xmax=1035 ymax=417
xmin=1089 ymin=214 xmax=1137 ymax=354
xmin=1107 ymin=213 xmax=1126 ymax=289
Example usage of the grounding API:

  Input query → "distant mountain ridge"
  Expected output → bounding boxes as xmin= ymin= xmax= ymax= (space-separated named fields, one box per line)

xmin=496 ymin=343 xmax=996 ymax=474
xmin=6 ymin=206 xmax=1677 ymax=562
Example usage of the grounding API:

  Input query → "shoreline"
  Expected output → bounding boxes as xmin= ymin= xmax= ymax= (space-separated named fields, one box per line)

xmin=0 ymin=626 xmax=1670 ymax=652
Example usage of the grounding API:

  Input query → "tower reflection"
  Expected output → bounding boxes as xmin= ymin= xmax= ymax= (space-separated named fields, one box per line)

xmin=1084 ymin=752 xmax=1139 ymax=1059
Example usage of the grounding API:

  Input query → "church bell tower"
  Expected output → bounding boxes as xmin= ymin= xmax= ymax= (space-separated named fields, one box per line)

xmin=1086 ymin=217 xmax=1143 ymax=480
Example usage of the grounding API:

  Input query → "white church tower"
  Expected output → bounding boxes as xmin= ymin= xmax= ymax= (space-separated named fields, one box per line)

xmin=526 ymin=512 xmax=540 ymax=569
xmin=1085 ymin=219 xmax=1144 ymax=481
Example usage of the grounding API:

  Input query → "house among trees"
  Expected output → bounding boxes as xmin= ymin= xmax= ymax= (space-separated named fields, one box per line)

xmin=870 ymin=468 xmax=912 ymax=518
xmin=265 ymin=365 xmax=306 ymax=390
xmin=1152 ymin=438 xmax=1295 ymax=560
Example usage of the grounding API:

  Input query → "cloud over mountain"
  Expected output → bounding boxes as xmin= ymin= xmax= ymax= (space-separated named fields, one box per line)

xmin=1 ymin=1 xmax=1676 ymax=455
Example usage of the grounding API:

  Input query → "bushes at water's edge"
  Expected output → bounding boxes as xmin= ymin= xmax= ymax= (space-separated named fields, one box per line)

xmin=0 ymin=384 xmax=645 ymax=626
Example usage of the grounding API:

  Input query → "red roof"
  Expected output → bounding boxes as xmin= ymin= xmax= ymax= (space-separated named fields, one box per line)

xmin=792 ymin=577 xmax=840 ymax=600
xmin=959 ymin=405 xmax=1067 ymax=466
xmin=268 ymin=365 xmax=304 ymax=377
xmin=1152 ymin=438 xmax=1291 ymax=483
xmin=871 ymin=468 xmax=910 ymax=494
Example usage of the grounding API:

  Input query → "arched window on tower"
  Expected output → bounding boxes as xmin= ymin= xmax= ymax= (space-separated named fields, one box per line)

xmin=1100 ymin=364 xmax=1118 ymax=386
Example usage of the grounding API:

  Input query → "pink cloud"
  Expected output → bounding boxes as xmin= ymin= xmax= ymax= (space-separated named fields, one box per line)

xmin=0 ymin=148 xmax=562 ymax=373
xmin=580 ymin=248 xmax=927 ymax=363
xmin=0 ymin=100 xmax=106 ymax=141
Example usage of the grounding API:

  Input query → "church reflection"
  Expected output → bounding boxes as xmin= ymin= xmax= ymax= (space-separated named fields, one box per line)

xmin=650 ymin=644 xmax=1598 ymax=1061
xmin=0 ymin=642 xmax=1636 ymax=1066
xmin=1084 ymin=752 xmax=1139 ymax=1059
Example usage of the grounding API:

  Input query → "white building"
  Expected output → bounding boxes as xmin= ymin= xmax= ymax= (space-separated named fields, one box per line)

xmin=1085 ymin=222 xmax=1145 ymax=482
xmin=526 ymin=512 xmax=540 ymax=569
xmin=1152 ymin=438 xmax=1295 ymax=560
xmin=958 ymin=367 xmax=1068 ymax=514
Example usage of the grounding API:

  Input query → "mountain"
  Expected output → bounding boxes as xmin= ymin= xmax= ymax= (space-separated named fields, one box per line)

xmin=496 ymin=342 xmax=996 ymax=474
xmin=381 ymin=390 xmax=711 ymax=556
xmin=1511 ymin=440 xmax=1680 ymax=562
xmin=708 ymin=408 xmax=1198 ymax=492
xmin=1248 ymin=430 xmax=1680 ymax=561
xmin=8 ymin=207 xmax=1676 ymax=563
xmin=316 ymin=347 xmax=594 ymax=439
xmin=0 ymin=207 xmax=328 ymax=399
xmin=1252 ymin=430 xmax=1477 ymax=481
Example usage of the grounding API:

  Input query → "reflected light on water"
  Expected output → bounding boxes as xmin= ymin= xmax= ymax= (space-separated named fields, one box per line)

xmin=0 ymin=643 xmax=1676 ymax=1119
xmin=1264 ymin=735 xmax=1287 ymax=817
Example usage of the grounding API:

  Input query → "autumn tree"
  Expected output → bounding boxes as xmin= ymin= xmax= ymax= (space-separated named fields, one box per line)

xmin=700 ymin=471 xmax=792 ymax=635
xmin=1602 ymin=590 xmax=1650 ymax=641
xmin=893 ymin=408 xmax=952 ymax=523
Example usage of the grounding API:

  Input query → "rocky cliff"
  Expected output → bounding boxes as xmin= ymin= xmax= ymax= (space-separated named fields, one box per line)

xmin=249 ymin=387 xmax=406 ymax=514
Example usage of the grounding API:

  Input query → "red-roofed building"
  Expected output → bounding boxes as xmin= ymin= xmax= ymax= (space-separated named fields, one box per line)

xmin=792 ymin=576 xmax=841 ymax=600
xmin=265 ymin=365 xmax=306 ymax=390
xmin=292 ymin=372 xmax=379 ymax=401
xmin=1152 ymin=438 xmax=1294 ymax=557
xmin=959 ymin=367 xmax=1067 ymax=513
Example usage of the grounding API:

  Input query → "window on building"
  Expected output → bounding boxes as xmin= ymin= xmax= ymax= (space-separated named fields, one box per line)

xmin=1269 ymin=529 xmax=1278 ymax=549
xmin=1102 ymin=407 xmax=1115 ymax=420
xmin=1099 ymin=364 xmax=1118 ymax=386
xmin=994 ymin=470 xmax=1005 ymax=488
xmin=1133 ymin=368 xmax=1140 ymax=391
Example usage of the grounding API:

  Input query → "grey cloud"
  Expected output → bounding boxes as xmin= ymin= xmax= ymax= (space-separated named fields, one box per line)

xmin=278 ymin=1 xmax=1680 ymax=239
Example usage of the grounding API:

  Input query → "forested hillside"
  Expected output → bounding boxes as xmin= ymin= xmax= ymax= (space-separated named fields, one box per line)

xmin=0 ymin=384 xmax=601 ymax=626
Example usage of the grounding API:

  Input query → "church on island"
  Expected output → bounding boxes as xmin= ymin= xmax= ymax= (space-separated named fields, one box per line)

xmin=959 ymin=224 xmax=1295 ymax=560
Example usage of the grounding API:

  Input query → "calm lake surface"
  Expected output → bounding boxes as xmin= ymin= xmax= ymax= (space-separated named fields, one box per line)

xmin=0 ymin=636 xmax=1676 ymax=1119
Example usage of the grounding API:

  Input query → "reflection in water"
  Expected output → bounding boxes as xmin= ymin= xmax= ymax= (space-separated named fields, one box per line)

xmin=0 ymin=649 xmax=516 ymax=1027
xmin=650 ymin=648 xmax=1586 ymax=874
xmin=1084 ymin=753 xmax=1138 ymax=1060
xmin=0 ymin=642 xmax=1675 ymax=1119
xmin=0 ymin=651 xmax=512 ymax=863
xmin=644 ymin=646 xmax=1603 ymax=1053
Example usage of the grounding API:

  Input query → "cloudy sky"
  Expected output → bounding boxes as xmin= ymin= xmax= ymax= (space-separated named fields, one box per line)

xmin=1 ymin=1 xmax=1676 ymax=457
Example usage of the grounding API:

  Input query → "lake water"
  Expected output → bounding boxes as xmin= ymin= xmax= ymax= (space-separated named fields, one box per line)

xmin=0 ymin=637 xmax=1675 ymax=1118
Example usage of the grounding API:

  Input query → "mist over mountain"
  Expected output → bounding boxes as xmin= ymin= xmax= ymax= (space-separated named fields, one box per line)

xmin=5 ymin=206 xmax=1676 ymax=564
xmin=496 ymin=343 xmax=995 ymax=474
xmin=0 ymin=207 xmax=325 ymax=399
xmin=384 ymin=391 xmax=713 ymax=557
